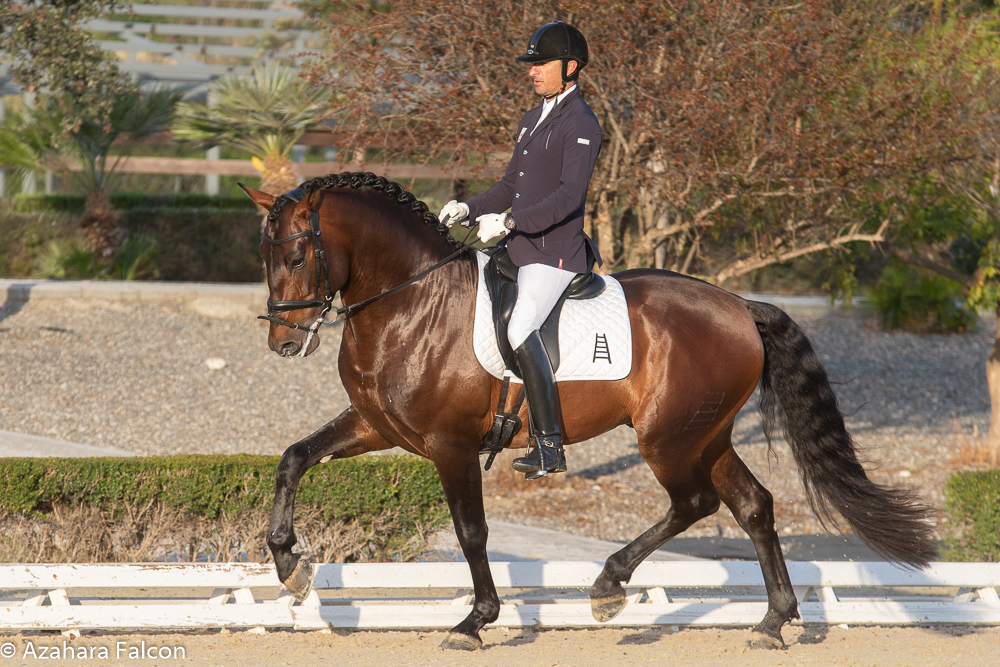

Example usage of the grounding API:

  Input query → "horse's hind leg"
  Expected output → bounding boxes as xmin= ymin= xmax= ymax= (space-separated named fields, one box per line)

xmin=711 ymin=445 xmax=799 ymax=649
xmin=267 ymin=407 xmax=391 ymax=600
xmin=590 ymin=446 xmax=722 ymax=622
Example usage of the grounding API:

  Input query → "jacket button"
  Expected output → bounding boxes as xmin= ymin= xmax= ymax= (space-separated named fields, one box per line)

xmin=523 ymin=150 xmax=527 ymax=155
xmin=519 ymin=171 xmax=524 ymax=176
xmin=515 ymin=193 xmax=520 ymax=198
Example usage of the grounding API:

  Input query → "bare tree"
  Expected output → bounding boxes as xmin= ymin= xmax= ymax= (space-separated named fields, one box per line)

xmin=305 ymin=0 xmax=990 ymax=278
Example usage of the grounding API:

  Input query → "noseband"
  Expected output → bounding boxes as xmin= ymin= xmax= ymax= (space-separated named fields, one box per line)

xmin=259 ymin=185 xmax=475 ymax=356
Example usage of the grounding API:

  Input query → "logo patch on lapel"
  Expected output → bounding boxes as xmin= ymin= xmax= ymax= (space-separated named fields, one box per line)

xmin=518 ymin=127 xmax=527 ymax=143
xmin=577 ymin=138 xmax=591 ymax=145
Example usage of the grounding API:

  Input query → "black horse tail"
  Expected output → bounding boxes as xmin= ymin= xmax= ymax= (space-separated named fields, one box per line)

xmin=744 ymin=300 xmax=936 ymax=567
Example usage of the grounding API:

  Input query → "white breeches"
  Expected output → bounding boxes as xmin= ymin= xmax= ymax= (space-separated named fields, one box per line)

xmin=507 ymin=262 xmax=576 ymax=349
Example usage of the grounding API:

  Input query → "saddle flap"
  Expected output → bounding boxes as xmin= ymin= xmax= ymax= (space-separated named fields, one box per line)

xmin=474 ymin=250 xmax=633 ymax=384
xmin=483 ymin=246 xmax=605 ymax=375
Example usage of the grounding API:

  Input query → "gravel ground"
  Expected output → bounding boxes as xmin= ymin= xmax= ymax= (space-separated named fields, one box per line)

xmin=0 ymin=297 xmax=993 ymax=543
xmin=0 ymin=298 xmax=350 ymax=456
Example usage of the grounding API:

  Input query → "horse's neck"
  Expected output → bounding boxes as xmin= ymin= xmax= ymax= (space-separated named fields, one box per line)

xmin=339 ymin=206 xmax=465 ymax=311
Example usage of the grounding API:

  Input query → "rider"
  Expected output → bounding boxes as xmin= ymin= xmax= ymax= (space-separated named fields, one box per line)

xmin=439 ymin=21 xmax=603 ymax=480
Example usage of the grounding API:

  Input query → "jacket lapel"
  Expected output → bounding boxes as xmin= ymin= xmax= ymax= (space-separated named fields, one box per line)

xmin=522 ymin=87 xmax=580 ymax=149
xmin=517 ymin=106 xmax=544 ymax=148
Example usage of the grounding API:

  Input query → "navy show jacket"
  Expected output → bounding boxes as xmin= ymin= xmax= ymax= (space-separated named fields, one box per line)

xmin=466 ymin=87 xmax=603 ymax=274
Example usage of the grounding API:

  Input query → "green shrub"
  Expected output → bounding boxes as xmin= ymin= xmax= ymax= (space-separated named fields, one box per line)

xmin=943 ymin=470 xmax=1000 ymax=561
xmin=11 ymin=193 xmax=256 ymax=212
xmin=863 ymin=260 xmax=976 ymax=333
xmin=32 ymin=239 xmax=107 ymax=279
xmin=120 ymin=208 xmax=263 ymax=282
xmin=0 ymin=209 xmax=83 ymax=277
xmin=0 ymin=454 xmax=446 ymax=522
xmin=31 ymin=231 xmax=161 ymax=281
xmin=0 ymin=455 xmax=449 ymax=563
xmin=1 ymin=205 xmax=262 ymax=282
xmin=108 ymin=231 xmax=160 ymax=280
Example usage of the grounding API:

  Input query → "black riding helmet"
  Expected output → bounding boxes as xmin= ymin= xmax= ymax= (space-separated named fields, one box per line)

xmin=516 ymin=22 xmax=589 ymax=93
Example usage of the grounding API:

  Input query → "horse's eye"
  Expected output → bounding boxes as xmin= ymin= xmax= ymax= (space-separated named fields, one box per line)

xmin=290 ymin=257 xmax=305 ymax=269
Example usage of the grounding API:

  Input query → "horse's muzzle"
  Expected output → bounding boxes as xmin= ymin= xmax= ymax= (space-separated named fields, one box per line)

xmin=270 ymin=329 xmax=321 ymax=358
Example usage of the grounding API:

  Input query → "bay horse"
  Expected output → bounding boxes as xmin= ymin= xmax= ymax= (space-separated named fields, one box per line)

xmin=242 ymin=172 xmax=935 ymax=650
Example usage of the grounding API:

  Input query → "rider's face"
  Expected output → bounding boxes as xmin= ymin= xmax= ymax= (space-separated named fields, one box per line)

xmin=528 ymin=59 xmax=576 ymax=98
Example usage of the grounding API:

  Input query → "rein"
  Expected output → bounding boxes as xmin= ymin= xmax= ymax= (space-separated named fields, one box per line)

xmin=259 ymin=187 xmax=475 ymax=355
xmin=332 ymin=243 xmax=474 ymax=318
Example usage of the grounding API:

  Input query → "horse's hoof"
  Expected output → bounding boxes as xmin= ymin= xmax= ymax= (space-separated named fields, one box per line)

xmin=590 ymin=593 xmax=627 ymax=622
xmin=747 ymin=630 xmax=785 ymax=650
xmin=284 ymin=558 xmax=314 ymax=602
xmin=439 ymin=632 xmax=482 ymax=651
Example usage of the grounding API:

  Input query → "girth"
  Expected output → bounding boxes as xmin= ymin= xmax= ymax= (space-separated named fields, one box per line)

xmin=483 ymin=244 xmax=605 ymax=377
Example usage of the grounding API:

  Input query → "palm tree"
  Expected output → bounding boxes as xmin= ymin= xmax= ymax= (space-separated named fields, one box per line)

xmin=0 ymin=86 xmax=182 ymax=256
xmin=173 ymin=64 xmax=332 ymax=197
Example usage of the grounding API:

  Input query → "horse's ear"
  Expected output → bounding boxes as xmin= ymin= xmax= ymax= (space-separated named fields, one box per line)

xmin=306 ymin=186 xmax=323 ymax=212
xmin=238 ymin=182 xmax=277 ymax=210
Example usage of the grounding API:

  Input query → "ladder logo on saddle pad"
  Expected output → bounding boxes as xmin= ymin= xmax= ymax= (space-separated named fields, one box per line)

xmin=472 ymin=251 xmax=633 ymax=383
xmin=593 ymin=333 xmax=611 ymax=364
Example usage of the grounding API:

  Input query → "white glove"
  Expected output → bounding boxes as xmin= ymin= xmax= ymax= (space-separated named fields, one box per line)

xmin=438 ymin=200 xmax=469 ymax=228
xmin=476 ymin=213 xmax=510 ymax=243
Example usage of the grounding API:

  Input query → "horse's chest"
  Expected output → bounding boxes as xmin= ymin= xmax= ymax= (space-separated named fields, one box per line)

xmin=337 ymin=319 xmax=471 ymax=442
xmin=339 ymin=347 xmax=420 ymax=419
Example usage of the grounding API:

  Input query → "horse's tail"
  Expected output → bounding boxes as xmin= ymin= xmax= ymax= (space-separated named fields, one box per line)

xmin=744 ymin=299 xmax=936 ymax=567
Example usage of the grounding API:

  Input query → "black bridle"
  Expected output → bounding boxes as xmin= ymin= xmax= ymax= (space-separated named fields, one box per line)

xmin=259 ymin=186 xmax=475 ymax=352
xmin=259 ymin=187 xmax=335 ymax=355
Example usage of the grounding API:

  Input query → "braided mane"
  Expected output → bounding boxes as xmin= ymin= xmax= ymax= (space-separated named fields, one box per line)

xmin=265 ymin=171 xmax=462 ymax=247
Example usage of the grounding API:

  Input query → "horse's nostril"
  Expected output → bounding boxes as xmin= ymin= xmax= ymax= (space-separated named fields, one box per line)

xmin=280 ymin=341 xmax=300 ymax=357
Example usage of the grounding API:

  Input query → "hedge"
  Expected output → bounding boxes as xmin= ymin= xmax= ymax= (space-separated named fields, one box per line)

xmin=10 ymin=193 xmax=256 ymax=212
xmin=944 ymin=470 xmax=1000 ymax=561
xmin=0 ymin=455 xmax=449 ymax=563
xmin=120 ymin=208 xmax=263 ymax=282
xmin=0 ymin=454 xmax=445 ymax=523
xmin=0 ymin=207 xmax=264 ymax=282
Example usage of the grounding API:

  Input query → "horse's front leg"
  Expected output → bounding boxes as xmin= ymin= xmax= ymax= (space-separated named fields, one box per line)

xmin=267 ymin=406 xmax=390 ymax=600
xmin=435 ymin=451 xmax=499 ymax=651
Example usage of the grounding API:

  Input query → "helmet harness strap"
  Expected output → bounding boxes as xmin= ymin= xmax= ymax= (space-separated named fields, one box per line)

xmin=543 ymin=59 xmax=573 ymax=101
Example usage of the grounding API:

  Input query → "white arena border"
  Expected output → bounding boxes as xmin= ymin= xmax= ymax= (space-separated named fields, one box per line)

xmin=1 ymin=561 xmax=999 ymax=632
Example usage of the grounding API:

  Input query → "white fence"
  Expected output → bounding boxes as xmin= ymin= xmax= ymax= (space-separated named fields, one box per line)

xmin=2 ymin=561 xmax=999 ymax=632
xmin=1 ymin=2 xmax=310 ymax=98
xmin=90 ymin=1 xmax=308 ymax=90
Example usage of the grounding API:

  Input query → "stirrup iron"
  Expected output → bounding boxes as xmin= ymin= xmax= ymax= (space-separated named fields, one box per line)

xmin=512 ymin=434 xmax=566 ymax=480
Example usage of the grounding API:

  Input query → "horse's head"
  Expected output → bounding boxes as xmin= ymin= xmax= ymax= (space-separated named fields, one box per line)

xmin=242 ymin=172 xmax=464 ymax=359
xmin=240 ymin=182 xmax=348 ymax=358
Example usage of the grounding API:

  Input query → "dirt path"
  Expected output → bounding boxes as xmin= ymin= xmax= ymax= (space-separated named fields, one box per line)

xmin=5 ymin=625 xmax=996 ymax=666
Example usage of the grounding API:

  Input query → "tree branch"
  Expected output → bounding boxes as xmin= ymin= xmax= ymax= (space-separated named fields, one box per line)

xmin=713 ymin=219 xmax=890 ymax=283
xmin=887 ymin=247 xmax=975 ymax=288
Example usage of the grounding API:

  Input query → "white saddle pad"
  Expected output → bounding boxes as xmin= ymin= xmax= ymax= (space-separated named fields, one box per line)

xmin=472 ymin=250 xmax=633 ymax=383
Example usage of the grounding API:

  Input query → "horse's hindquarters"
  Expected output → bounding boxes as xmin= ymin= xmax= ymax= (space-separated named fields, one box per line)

xmin=612 ymin=271 xmax=764 ymax=458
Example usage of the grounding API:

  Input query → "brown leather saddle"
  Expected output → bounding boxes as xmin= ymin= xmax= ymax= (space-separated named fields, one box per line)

xmin=482 ymin=243 xmax=605 ymax=377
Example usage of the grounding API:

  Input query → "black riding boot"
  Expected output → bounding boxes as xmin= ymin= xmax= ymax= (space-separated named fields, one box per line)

xmin=511 ymin=330 xmax=567 ymax=480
